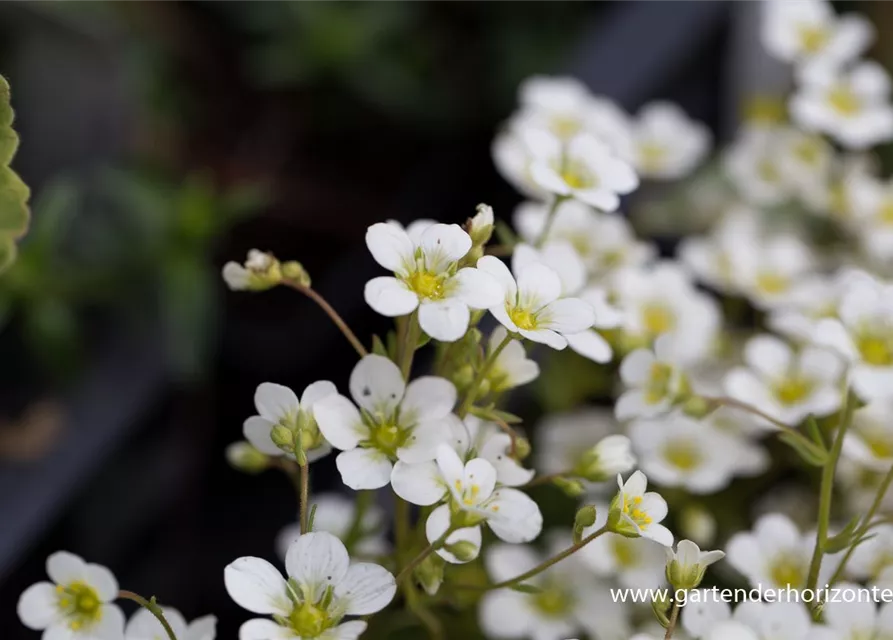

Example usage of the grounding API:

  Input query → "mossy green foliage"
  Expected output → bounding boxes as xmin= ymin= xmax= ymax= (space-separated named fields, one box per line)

xmin=0 ymin=75 xmax=30 ymax=272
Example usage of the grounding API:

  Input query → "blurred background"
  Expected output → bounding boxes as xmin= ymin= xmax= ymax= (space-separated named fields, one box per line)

xmin=0 ymin=2 xmax=889 ymax=638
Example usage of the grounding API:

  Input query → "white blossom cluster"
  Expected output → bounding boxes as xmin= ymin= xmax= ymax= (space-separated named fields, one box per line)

xmin=18 ymin=1 xmax=893 ymax=640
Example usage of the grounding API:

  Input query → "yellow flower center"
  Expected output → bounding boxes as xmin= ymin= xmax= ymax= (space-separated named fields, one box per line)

xmin=770 ymin=557 xmax=806 ymax=588
xmin=370 ymin=422 xmax=406 ymax=458
xmin=878 ymin=200 xmax=893 ymax=225
xmin=289 ymin=600 xmax=330 ymax=638
xmin=641 ymin=304 xmax=675 ymax=336
xmin=798 ymin=24 xmax=830 ymax=54
xmin=509 ymin=307 xmax=537 ymax=331
xmin=863 ymin=428 xmax=893 ymax=459
xmin=532 ymin=580 xmax=575 ymax=618
xmin=743 ymin=95 xmax=786 ymax=125
xmin=622 ymin=495 xmax=653 ymax=528
xmin=663 ymin=440 xmax=702 ymax=471
xmin=57 ymin=582 xmax=102 ymax=631
xmin=828 ymin=86 xmax=861 ymax=117
xmin=793 ymin=136 xmax=824 ymax=166
xmin=758 ymin=159 xmax=781 ymax=184
xmin=407 ymin=271 xmax=445 ymax=300
xmin=644 ymin=362 xmax=674 ymax=405
xmin=551 ymin=115 xmax=582 ymax=140
xmin=561 ymin=162 xmax=596 ymax=190
xmin=756 ymin=272 xmax=789 ymax=296
xmin=857 ymin=333 xmax=893 ymax=366
xmin=638 ymin=143 xmax=668 ymax=172
xmin=773 ymin=376 xmax=814 ymax=405
xmin=611 ymin=537 xmax=638 ymax=568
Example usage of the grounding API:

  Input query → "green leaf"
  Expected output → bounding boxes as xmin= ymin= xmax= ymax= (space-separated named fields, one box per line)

xmin=0 ymin=75 xmax=30 ymax=273
xmin=825 ymin=515 xmax=862 ymax=554
xmin=778 ymin=431 xmax=829 ymax=467
xmin=806 ymin=416 xmax=826 ymax=449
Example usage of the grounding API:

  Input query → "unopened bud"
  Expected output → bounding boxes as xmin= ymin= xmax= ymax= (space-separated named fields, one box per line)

xmin=226 ymin=441 xmax=269 ymax=474
xmin=573 ymin=505 xmax=597 ymax=543
xmin=271 ymin=424 xmax=295 ymax=452
xmin=681 ymin=394 xmax=711 ymax=419
xmin=282 ymin=261 xmax=312 ymax=287
xmin=468 ymin=204 xmax=494 ymax=246
xmin=415 ymin=552 xmax=445 ymax=595
xmin=444 ymin=540 xmax=479 ymax=563
xmin=513 ymin=437 xmax=531 ymax=461
xmin=553 ymin=476 xmax=585 ymax=498
xmin=222 ymin=249 xmax=283 ymax=291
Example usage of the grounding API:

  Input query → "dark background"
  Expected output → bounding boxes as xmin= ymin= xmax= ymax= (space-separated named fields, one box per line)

xmin=0 ymin=1 xmax=804 ymax=636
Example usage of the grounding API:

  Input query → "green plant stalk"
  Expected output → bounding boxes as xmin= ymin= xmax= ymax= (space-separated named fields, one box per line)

xmin=284 ymin=282 xmax=367 ymax=357
xmin=395 ymin=531 xmax=452 ymax=585
xmin=118 ymin=591 xmax=178 ymax=640
xmin=457 ymin=334 xmax=513 ymax=417
xmin=299 ymin=462 xmax=310 ymax=534
xmin=460 ymin=526 xmax=608 ymax=591
xmin=404 ymin=572 xmax=444 ymax=640
xmin=703 ymin=396 xmax=824 ymax=454
xmin=806 ymin=391 xmax=857 ymax=609
xmin=827 ymin=461 xmax=893 ymax=586
xmin=398 ymin=311 xmax=421 ymax=379
xmin=535 ymin=195 xmax=565 ymax=248
xmin=664 ymin=601 xmax=680 ymax=640
xmin=344 ymin=490 xmax=374 ymax=551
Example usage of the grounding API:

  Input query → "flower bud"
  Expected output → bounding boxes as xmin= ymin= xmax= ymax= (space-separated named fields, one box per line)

xmin=681 ymin=394 xmax=712 ymax=419
xmin=468 ymin=204 xmax=494 ymax=246
xmin=553 ymin=476 xmax=585 ymax=498
xmin=575 ymin=435 xmax=636 ymax=482
xmin=573 ymin=505 xmax=597 ymax=543
xmin=513 ymin=437 xmax=531 ymax=461
xmin=415 ymin=552 xmax=446 ymax=595
xmin=222 ymin=249 xmax=283 ymax=291
xmin=665 ymin=540 xmax=725 ymax=591
xmin=226 ymin=441 xmax=269 ymax=474
xmin=282 ymin=261 xmax=312 ymax=287
xmin=444 ymin=540 xmax=479 ymax=563
xmin=271 ymin=424 xmax=295 ymax=452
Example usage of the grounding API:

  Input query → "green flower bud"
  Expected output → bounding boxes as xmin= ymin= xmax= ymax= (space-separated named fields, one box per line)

xmin=415 ymin=553 xmax=446 ymax=595
xmin=513 ymin=437 xmax=531 ymax=461
xmin=468 ymin=204 xmax=495 ymax=247
xmin=226 ymin=441 xmax=270 ymax=474
xmin=444 ymin=540 xmax=479 ymax=563
xmin=271 ymin=424 xmax=295 ymax=452
xmin=553 ymin=476 xmax=585 ymax=498
xmin=665 ymin=540 xmax=725 ymax=591
xmin=573 ymin=505 xmax=597 ymax=543
xmin=282 ymin=261 xmax=312 ymax=287
xmin=681 ymin=394 xmax=712 ymax=419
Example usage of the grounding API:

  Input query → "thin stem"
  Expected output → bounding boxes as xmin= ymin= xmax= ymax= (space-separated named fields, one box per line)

xmin=404 ymin=581 xmax=444 ymax=640
xmin=703 ymin=395 xmax=820 ymax=452
xmin=458 ymin=334 xmax=513 ymax=418
xmin=399 ymin=311 xmax=421 ymax=380
xmin=457 ymin=526 xmax=608 ymax=591
xmin=664 ymin=602 xmax=680 ymax=640
xmin=535 ymin=196 xmax=565 ymax=248
xmin=490 ymin=415 xmax=522 ymax=457
xmin=395 ymin=531 xmax=451 ymax=585
xmin=523 ymin=471 xmax=570 ymax=488
xmin=828 ymin=462 xmax=893 ymax=586
xmin=806 ymin=391 xmax=857 ymax=609
xmin=299 ymin=463 xmax=310 ymax=534
xmin=344 ymin=491 xmax=373 ymax=551
xmin=283 ymin=282 xmax=367 ymax=357
xmin=118 ymin=591 xmax=178 ymax=640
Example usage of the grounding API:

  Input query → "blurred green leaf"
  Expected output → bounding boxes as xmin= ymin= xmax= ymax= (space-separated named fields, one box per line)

xmin=0 ymin=75 xmax=31 ymax=273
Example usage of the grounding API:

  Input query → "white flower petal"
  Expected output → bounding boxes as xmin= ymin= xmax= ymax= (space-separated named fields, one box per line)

xmin=486 ymin=488 xmax=543 ymax=543
xmin=185 ymin=615 xmax=217 ymax=640
xmin=418 ymin=299 xmax=471 ymax=342
xmin=565 ymin=329 xmax=613 ymax=364
xmin=364 ymin=277 xmax=419 ymax=317
xmin=519 ymin=328 xmax=567 ymax=350
xmin=541 ymin=297 xmax=595 ymax=334
xmin=516 ymin=262 xmax=562 ymax=306
xmin=313 ymin=395 xmax=366 ymax=451
xmin=476 ymin=255 xmax=517 ymax=299
xmin=391 ymin=461 xmax=447 ymax=506
xmin=46 ymin=552 xmax=87 ymax=586
xmin=396 ymin=419 xmax=451 ymax=464
xmin=479 ymin=591 xmax=536 ymax=639
xmin=17 ymin=583 xmax=60 ymax=630
xmin=744 ymin=335 xmax=793 ymax=380
xmin=254 ymin=383 xmax=299 ymax=423
xmin=84 ymin=563 xmax=119 ymax=602
xmin=426 ymin=505 xmax=482 ymax=564
xmin=349 ymin=355 xmax=405 ymax=415
xmin=453 ymin=268 xmax=504 ymax=310
xmin=93 ymin=604 xmax=126 ymax=640
xmin=401 ymin=377 xmax=456 ymax=424
xmin=224 ymin=557 xmax=290 ymax=616
xmin=285 ymin=531 xmax=350 ymax=603
xmin=336 ymin=448 xmax=394 ymax=490
xmin=435 ymin=443 xmax=466 ymax=500
xmin=243 ymin=417 xmax=282 ymax=456
xmin=323 ymin=620 xmax=368 ymax=640
xmin=419 ymin=224 xmax=472 ymax=272
xmin=239 ymin=619 xmax=291 ymax=640
xmin=334 ymin=563 xmax=397 ymax=615
xmin=366 ymin=223 xmax=414 ymax=275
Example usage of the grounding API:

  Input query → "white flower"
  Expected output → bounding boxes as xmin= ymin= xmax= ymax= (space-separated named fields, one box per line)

xmin=775 ymin=127 xmax=834 ymax=201
xmin=224 ymin=531 xmax=396 ymax=640
xmin=842 ymin=401 xmax=893 ymax=471
xmin=630 ymin=413 xmax=768 ymax=494
xmin=684 ymin=596 xmax=818 ymax=640
xmin=512 ymin=241 xmax=622 ymax=363
xmin=665 ymin=540 xmax=725 ymax=590
xmin=580 ymin=505 xmax=667 ymax=590
xmin=679 ymin=207 xmax=760 ymax=294
xmin=724 ymin=335 xmax=844 ymax=426
xmin=493 ymin=127 xmax=559 ymax=200
xmin=726 ymin=513 xmax=834 ymax=590
xmin=479 ymin=536 xmax=632 ymax=640
xmin=812 ymin=586 xmax=893 ymax=640
xmin=724 ymin=127 xmax=791 ymax=206
xmin=848 ymin=524 xmax=893 ymax=586
xmin=313 ymin=355 xmax=456 ymax=490
xmin=515 ymin=76 xmax=600 ymax=142
xmin=535 ymin=409 xmax=626 ymax=481
xmin=452 ymin=414 xmax=534 ymax=487
xmin=610 ymin=261 xmax=720 ymax=362
xmin=17 ymin=551 xmax=125 ymax=640
xmin=476 ymin=255 xmax=595 ymax=350
xmin=223 ymin=249 xmax=275 ymax=291
xmin=762 ymin=0 xmax=873 ymax=67
xmin=837 ymin=457 xmax=893 ymax=518
xmin=610 ymin=471 xmax=674 ymax=547
xmin=737 ymin=237 xmax=816 ymax=312
xmin=364 ymin=222 xmax=502 ymax=341
xmin=528 ymin=133 xmax=639 ymax=211
xmin=628 ymin=102 xmax=710 ymax=180
xmin=847 ymin=173 xmax=893 ymax=261
xmin=812 ymin=274 xmax=893 ymax=401
xmin=243 ymin=381 xmax=336 ymax=462
xmin=276 ymin=493 xmax=388 ymax=562
xmin=390 ymin=444 xmax=542 ymax=563
xmin=126 ymin=608 xmax=216 ymax=640
xmin=485 ymin=327 xmax=540 ymax=393
xmin=513 ymin=200 xmax=655 ymax=281
xmin=616 ymin=333 xmax=691 ymax=421
xmin=791 ymin=61 xmax=893 ymax=150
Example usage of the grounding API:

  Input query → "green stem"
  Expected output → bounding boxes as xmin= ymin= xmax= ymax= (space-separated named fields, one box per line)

xmin=399 ymin=311 xmax=421 ymax=380
xmin=404 ymin=581 xmax=443 ymax=640
xmin=704 ymin=395 xmax=822 ymax=453
xmin=395 ymin=531 xmax=451 ymax=585
xmin=118 ymin=591 xmax=178 ymax=640
xmin=806 ymin=391 xmax=856 ymax=609
xmin=828 ymin=462 xmax=893 ymax=586
xmin=283 ymin=282 xmax=368 ymax=357
xmin=535 ymin=196 xmax=565 ymax=248
xmin=523 ymin=471 xmax=570 ymax=488
xmin=299 ymin=462 xmax=310 ymax=534
xmin=344 ymin=491 xmax=373 ymax=552
xmin=458 ymin=526 xmax=608 ymax=591
xmin=664 ymin=602 xmax=680 ymax=640
xmin=458 ymin=334 xmax=513 ymax=418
